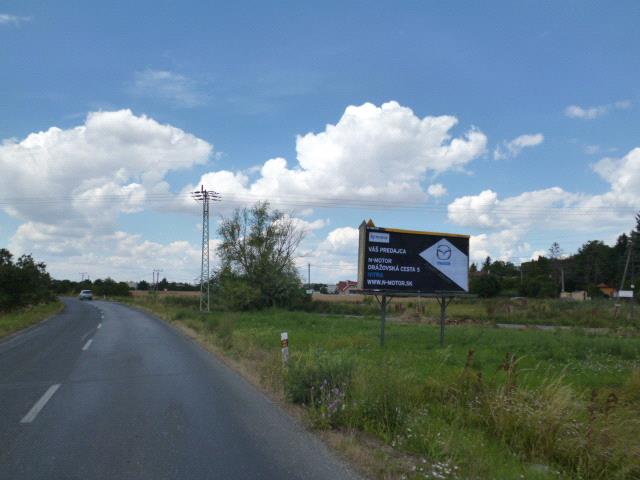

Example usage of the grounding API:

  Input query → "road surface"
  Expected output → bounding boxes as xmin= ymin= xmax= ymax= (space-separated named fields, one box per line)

xmin=0 ymin=298 xmax=360 ymax=479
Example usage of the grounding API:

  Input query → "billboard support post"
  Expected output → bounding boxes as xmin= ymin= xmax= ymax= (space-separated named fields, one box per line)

xmin=436 ymin=296 xmax=454 ymax=348
xmin=374 ymin=294 xmax=389 ymax=346
xmin=380 ymin=295 xmax=387 ymax=347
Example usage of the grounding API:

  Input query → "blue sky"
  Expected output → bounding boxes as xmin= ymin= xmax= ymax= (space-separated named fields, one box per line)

xmin=1 ymin=1 xmax=639 ymax=283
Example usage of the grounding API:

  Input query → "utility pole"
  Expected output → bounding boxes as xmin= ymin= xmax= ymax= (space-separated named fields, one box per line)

xmin=620 ymin=238 xmax=633 ymax=291
xmin=561 ymin=267 xmax=565 ymax=293
xmin=192 ymin=185 xmax=220 ymax=312
xmin=308 ymin=263 xmax=311 ymax=292
xmin=153 ymin=269 xmax=163 ymax=292
xmin=79 ymin=272 xmax=88 ymax=282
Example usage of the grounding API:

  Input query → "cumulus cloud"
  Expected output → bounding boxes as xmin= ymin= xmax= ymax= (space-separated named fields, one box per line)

xmin=182 ymin=101 xmax=487 ymax=208
xmin=0 ymin=109 xmax=212 ymax=229
xmin=130 ymin=69 xmax=209 ymax=107
xmin=469 ymin=229 xmax=532 ymax=264
xmin=9 ymin=223 xmax=213 ymax=282
xmin=0 ymin=14 xmax=30 ymax=26
xmin=0 ymin=110 xmax=213 ymax=280
xmin=447 ymin=147 xmax=640 ymax=261
xmin=564 ymin=100 xmax=631 ymax=120
xmin=591 ymin=147 xmax=640 ymax=203
xmin=296 ymin=227 xmax=360 ymax=283
xmin=493 ymin=133 xmax=544 ymax=160
xmin=583 ymin=145 xmax=600 ymax=155
xmin=427 ymin=183 xmax=448 ymax=197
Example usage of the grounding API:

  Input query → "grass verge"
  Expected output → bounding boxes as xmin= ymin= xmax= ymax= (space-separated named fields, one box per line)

xmin=123 ymin=295 xmax=640 ymax=480
xmin=0 ymin=300 xmax=64 ymax=339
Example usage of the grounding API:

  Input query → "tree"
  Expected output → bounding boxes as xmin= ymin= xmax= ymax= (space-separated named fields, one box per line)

xmin=217 ymin=202 xmax=305 ymax=308
xmin=137 ymin=280 xmax=150 ymax=291
xmin=574 ymin=240 xmax=614 ymax=286
xmin=549 ymin=242 xmax=562 ymax=260
xmin=548 ymin=242 xmax=563 ymax=290
xmin=470 ymin=274 xmax=501 ymax=297
xmin=0 ymin=249 xmax=52 ymax=310
xmin=481 ymin=256 xmax=492 ymax=274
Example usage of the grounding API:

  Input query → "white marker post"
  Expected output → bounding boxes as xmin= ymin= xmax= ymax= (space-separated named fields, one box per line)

xmin=280 ymin=332 xmax=289 ymax=364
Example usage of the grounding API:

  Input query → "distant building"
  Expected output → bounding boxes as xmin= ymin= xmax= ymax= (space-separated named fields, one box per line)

xmin=325 ymin=284 xmax=337 ymax=294
xmin=560 ymin=291 xmax=588 ymax=301
xmin=597 ymin=283 xmax=617 ymax=298
xmin=336 ymin=280 xmax=358 ymax=295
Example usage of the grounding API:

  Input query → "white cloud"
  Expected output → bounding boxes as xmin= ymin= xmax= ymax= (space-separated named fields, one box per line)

xmin=530 ymin=250 xmax=546 ymax=261
xmin=0 ymin=14 xmax=30 ymax=26
xmin=493 ymin=133 xmax=544 ymax=160
xmin=297 ymin=227 xmax=360 ymax=283
xmin=277 ymin=214 xmax=329 ymax=234
xmin=0 ymin=109 xmax=212 ymax=229
xmin=614 ymin=100 xmax=632 ymax=110
xmin=583 ymin=145 xmax=600 ymax=155
xmin=591 ymin=147 xmax=640 ymax=202
xmin=9 ymin=224 xmax=211 ymax=282
xmin=183 ymin=101 xmax=487 ymax=207
xmin=447 ymin=147 xmax=640 ymax=261
xmin=564 ymin=100 xmax=632 ymax=120
xmin=130 ymin=69 xmax=208 ymax=107
xmin=427 ymin=183 xmax=448 ymax=197
xmin=1 ymin=110 xmax=213 ymax=280
xmin=469 ymin=229 xmax=531 ymax=264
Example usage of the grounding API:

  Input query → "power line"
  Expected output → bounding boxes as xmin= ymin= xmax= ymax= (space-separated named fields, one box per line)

xmin=0 ymin=191 xmax=636 ymax=217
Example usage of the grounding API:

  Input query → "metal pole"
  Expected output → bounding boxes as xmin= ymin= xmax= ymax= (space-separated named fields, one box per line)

xmin=192 ymin=186 xmax=219 ymax=313
xmin=202 ymin=190 xmax=210 ymax=312
xmin=620 ymin=240 xmax=632 ymax=291
xmin=308 ymin=263 xmax=311 ymax=291
xmin=439 ymin=296 xmax=446 ymax=347
xmin=380 ymin=295 xmax=387 ymax=347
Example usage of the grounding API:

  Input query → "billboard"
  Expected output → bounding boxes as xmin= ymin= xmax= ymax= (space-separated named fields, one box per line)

xmin=357 ymin=221 xmax=470 ymax=294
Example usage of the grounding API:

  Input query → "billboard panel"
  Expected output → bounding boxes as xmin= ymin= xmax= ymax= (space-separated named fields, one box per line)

xmin=357 ymin=222 xmax=470 ymax=294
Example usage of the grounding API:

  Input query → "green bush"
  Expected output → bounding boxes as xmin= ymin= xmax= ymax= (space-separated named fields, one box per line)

xmin=217 ymin=275 xmax=263 ymax=310
xmin=0 ymin=249 xmax=53 ymax=310
xmin=348 ymin=366 xmax=420 ymax=440
xmin=216 ymin=315 xmax=236 ymax=349
xmin=284 ymin=350 xmax=354 ymax=407
xmin=471 ymin=274 xmax=501 ymax=298
xmin=163 ymin=296 xmax=199 ymax=308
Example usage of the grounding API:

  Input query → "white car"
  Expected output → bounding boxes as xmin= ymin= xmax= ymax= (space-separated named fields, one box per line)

xmin=79 ymin=289 xmax=93 ymax=301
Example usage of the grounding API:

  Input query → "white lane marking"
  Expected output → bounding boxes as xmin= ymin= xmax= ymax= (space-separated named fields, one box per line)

xmin=82 ymin=339 xmax=93 ymax=351
xmin=97 ymin=323 xmax=102 ymax=329
xmin=20 ymin=384 xmax=61 ymax=423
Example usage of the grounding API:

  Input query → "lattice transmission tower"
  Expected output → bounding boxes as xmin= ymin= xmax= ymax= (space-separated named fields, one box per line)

xmin=192 ymin=185 xmax=220 ymax=312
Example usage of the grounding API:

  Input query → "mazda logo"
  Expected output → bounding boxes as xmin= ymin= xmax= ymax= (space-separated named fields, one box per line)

xmin=436 ymin=244 xmax=451 ymax=260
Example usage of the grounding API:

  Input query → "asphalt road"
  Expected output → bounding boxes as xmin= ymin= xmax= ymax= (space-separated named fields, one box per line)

xmin=0 ymin=298 xmax=360 ymax=479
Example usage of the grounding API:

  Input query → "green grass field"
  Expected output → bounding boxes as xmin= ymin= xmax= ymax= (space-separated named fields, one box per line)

xmin=127 ymin=295 xmax=640 ymax=480
xmin=0 ymin=300 xmax=64 ymax=339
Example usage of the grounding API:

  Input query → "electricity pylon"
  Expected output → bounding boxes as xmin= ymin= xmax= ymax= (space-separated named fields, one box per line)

xmin=192 ymin=185 xmax=220 ymax=312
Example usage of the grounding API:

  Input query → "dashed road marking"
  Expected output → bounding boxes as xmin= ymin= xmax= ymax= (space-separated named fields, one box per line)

xmin=82 ymin=339 xmax=93 ymax=351
xmin=97 ymin=323 xmax=102 ymax=329
xmin=20 ymin=384 xmax=61 ymax=423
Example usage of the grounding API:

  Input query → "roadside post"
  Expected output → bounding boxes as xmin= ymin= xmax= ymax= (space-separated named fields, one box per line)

xmin=280 ymin=332 xmax=289 ymax=364
xmin=354 ymin=220 xmax=473 ymax=347
xmin=376 ymin=294 xmax=388 ymax=346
